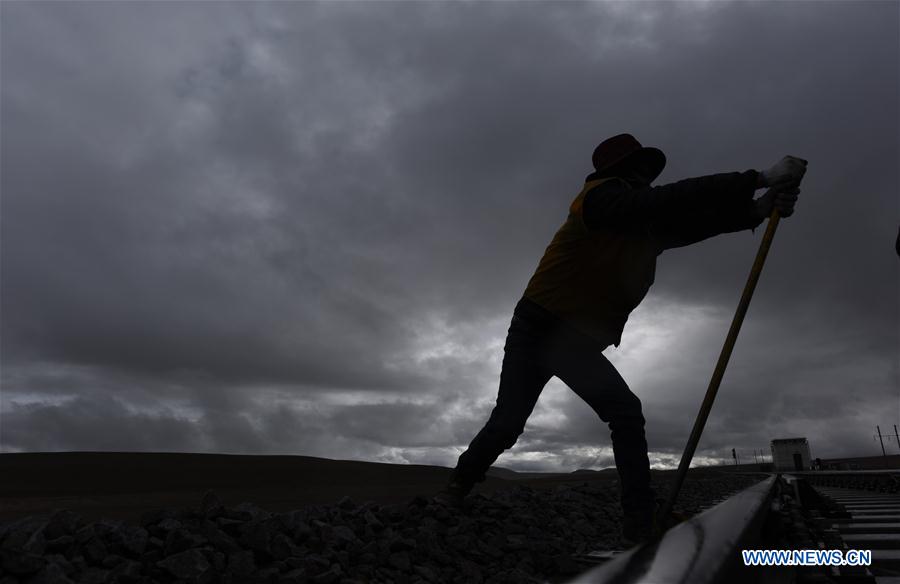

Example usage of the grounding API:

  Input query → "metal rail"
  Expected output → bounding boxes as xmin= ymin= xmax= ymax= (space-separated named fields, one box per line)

xmin=791 ymin=470 xmax=900 ymax=493
xmin=566 ymin=475 xmax=778 ymax=584
xmin=791 ymin=470 xmax=900 ymax=476
xmin=563 ymin=469 xmax=900 ymax=583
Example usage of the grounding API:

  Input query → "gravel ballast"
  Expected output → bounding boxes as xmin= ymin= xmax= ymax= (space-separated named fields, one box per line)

xmin=0 ymin=473 xmax=765 ymax=584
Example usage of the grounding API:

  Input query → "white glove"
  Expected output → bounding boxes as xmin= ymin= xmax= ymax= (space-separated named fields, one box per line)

xmin=755 ymin=185 xmax=801 ymax=219
xmin=760 ymin=155 xmax=808 ymax=188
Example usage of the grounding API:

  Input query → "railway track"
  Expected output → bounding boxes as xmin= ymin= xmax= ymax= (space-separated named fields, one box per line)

xmin=561 ymin=469 xmax=900 ymax=584
xmin=806 ymin=471 xmax=900 ymax=581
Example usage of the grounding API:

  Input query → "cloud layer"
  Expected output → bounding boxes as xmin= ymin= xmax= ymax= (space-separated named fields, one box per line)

xmin=2 ymin=1 xmax=897 ymax=471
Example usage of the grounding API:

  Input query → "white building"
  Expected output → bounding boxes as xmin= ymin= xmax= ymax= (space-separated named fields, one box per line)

xmin=771 ymin=437 xmax=812 ymax=471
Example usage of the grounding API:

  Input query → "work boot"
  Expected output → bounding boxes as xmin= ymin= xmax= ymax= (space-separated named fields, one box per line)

xmin=621 ymin=498 xmax=688 ymax=546
xmin=655 ymin=498 xmax=688 ymax=531
xmin=621 ymin=505 xmax=658 ymax=547
xmin=433 ymin=476 xmax=473 ymax=509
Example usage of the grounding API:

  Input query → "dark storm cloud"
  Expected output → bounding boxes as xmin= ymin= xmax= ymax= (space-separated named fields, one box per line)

xmin=2 ymin=396 xmax=206 ymax=453
xmin=1 ymin=1 xmax=896 ymax=471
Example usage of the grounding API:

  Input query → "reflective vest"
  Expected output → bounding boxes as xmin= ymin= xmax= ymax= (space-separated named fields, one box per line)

xmin=521 ymin=177 xmax=659 ymax=347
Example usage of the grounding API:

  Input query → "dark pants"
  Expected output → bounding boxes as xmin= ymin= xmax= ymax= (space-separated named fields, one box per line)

xmin=451 ymin=297 xmax=655 ymax=515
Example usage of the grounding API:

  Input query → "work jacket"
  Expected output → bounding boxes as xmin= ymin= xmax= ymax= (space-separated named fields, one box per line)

xmin=521 ymin=169 xmax=765 ymax=347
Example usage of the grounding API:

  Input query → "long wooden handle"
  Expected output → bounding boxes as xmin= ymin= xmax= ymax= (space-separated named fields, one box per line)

xmin=657 ymin=206 xmax=781 ymax=527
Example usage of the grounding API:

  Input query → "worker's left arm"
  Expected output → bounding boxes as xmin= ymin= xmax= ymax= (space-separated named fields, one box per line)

xmin=620 ymin=169 xmax=765 ymax=251
xmin=651 ymin=171 xmax=765 ymax=250
xmin=581 ymin=169 xmax=801 ymax=250
xmin=658 ymin=180 xmax=802 ymax=250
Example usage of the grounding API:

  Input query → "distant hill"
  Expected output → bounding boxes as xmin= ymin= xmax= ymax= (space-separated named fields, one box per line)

xmin=484 ymin=466 xmax=616 ymax=480
xmin=484 ymin=466 xmax=569 ymax=480
xmin=0 ymin=452 xmax=615 ymax=524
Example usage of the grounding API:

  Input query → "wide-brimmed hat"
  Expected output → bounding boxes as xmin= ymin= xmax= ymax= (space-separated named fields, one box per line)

xmin=592 ymin=133 xmax=666 ymax=182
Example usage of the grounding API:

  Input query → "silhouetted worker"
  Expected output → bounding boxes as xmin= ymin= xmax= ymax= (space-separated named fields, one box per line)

xmin=433 ymin=133 xmax=807 ymax=544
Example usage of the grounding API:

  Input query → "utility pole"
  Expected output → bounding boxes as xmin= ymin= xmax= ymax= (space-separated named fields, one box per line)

xmin=877 ymin=426 xmax=887 ymax=467
xmin=754 ymin=449 xmax=759 ymax=464
xmin=895 ymin=425 xmax=899 ymax=454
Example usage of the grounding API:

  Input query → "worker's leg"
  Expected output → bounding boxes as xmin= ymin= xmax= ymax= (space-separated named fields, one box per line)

xmin=547 ymin=328 xmax=655 ymax=516
xmin=450 ymin=305 xmax=554 ymax=489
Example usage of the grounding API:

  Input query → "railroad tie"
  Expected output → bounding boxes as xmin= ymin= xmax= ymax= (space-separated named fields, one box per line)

xmin=813 ymin=484 xmax=900 ymax=580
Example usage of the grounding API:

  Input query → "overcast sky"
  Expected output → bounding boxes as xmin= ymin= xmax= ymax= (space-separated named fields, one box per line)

xmin=1 ymin=1 xmax=897 ymax=472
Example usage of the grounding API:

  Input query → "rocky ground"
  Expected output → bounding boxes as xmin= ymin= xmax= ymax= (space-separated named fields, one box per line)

xmin=0 ymin=472 xmax=765 ymax=584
